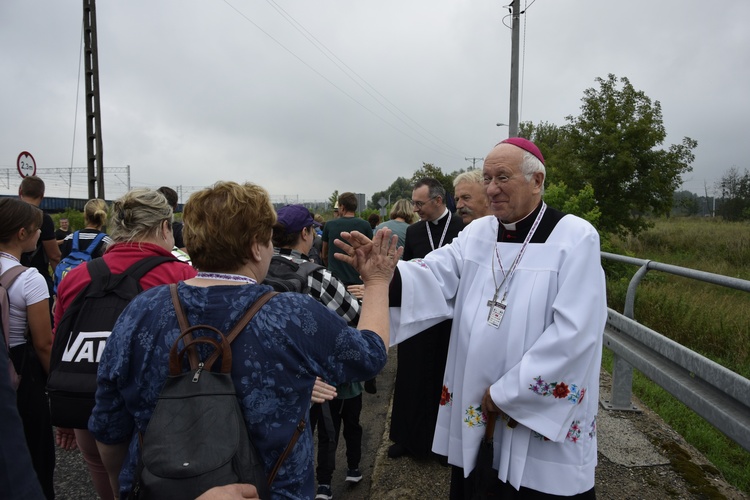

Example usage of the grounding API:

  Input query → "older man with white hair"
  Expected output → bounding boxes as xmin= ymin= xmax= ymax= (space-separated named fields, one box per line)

xmin=339 ymin=138 xmax=607 ymax=499
xmin=453 ymin=169 xmax=490 ymax=224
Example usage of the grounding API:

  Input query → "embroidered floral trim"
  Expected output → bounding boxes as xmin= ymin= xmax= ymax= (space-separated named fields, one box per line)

xmin=567 ymin=420 xmax=582 ymax=443
xmin=529 ymin=376 xmax=586 ymax=405
xmin=440 ymin=385 xmax=453 ymax=406
xmin=589 ymin=416 xmax=597 ymax=439
xmin=410 ymin=258 xmax=429 ymax=269
xmin=463 ymin=404 xmax=487 ymax=428
xmin=531 ymin=417 xmax=597 ymax=443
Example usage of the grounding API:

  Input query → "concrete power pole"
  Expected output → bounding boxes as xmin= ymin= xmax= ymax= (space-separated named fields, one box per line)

xmin=465 ymin=157 xmax=484 ymax=170
xmin=83 ymin=0 xmax=105 ymax=199
xmin=508 ymin=0 xmax=521 ymax=138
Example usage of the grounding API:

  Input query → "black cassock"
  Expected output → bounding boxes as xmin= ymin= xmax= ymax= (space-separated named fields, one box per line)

xmin=389 ymin=212 xmax=464 ymax=458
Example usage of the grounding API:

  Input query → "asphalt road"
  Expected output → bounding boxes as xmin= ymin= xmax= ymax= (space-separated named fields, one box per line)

xmin=54 ymin=350 xmax=747 ymax=499
xmin=51 ymin=352 xmax=400 ymax=500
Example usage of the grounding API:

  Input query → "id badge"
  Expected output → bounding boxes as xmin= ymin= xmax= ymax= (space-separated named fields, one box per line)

xmin=487 ymin=300 xmax=506 ymax=328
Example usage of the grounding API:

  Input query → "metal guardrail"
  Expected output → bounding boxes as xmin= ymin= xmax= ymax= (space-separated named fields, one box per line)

xmin=600 ymin=251 xmax=750 ymax=453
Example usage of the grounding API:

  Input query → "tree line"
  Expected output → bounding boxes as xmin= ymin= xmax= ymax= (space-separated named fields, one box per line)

xmin=361 ymin=74 xmax=748 ymax=239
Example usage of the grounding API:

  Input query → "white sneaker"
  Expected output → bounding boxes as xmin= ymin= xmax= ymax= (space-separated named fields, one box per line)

xmin=345 ymin=468 xmax=363 ymax=483
xmin=315 ymin=484 xmax=333 ymax=500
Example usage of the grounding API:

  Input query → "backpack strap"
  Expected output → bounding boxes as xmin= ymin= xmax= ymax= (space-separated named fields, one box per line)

xmin=170 ymin=283 xmax=200 ymax=370
xmin=169 ymin=285 xmax=277 ymax=371
xmin=0 ymin=265 xmax=28 ymax=291
xmin=167 ymin=285 xmax=301 ymax=487
xmin=0 ymin=265 xmax=29 ymax=362
xmin=83 ymin=232 xmax=107 ymax=256
xmin=84 ymin=256 xmax=111 ymax=282
xmin=121 ymin=255 xmax=179 ymax=283
xmin=78 ymin=255 xmax=178 ymax=307
xmin=296 ymin=260 xmax=324 ymax=278
xmin=268 ymin=418 xmax=307 ymax=486
xmin=224 ymin=291 xmax=277 ymax=344
xmin=84 ymin=255 xmax=177 ymax=292
xmin=71 ymin=231 xmax=81 ymax=252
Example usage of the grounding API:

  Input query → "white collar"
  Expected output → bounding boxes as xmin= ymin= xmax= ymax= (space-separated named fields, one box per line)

xmin=430 ymin=207 xmax=450 ymax=225
xmin=500 ymin=207 xmax=536 ymax=231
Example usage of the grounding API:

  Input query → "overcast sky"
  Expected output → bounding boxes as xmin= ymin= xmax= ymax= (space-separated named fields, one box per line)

xmin=1 ymin=0 xmax=748 ymax=203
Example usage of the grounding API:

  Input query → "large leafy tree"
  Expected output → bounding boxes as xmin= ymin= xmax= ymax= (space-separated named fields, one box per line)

xmin=518 ymin=121 xmax=575 ymax=182
xmin=369 ymin=75 xmax=697 ymax=235
xmin=716 ymin=167 xmax=750 ymax=221
xmin=368 ymin=177 xmax=413 ymax=209
xmin=410 ymin=163 xmax=456 ymax=200
xmin=562 ymin=74 xmax=696 ymax=236
xmin=672 ymin=190 xmax=701 ymax=217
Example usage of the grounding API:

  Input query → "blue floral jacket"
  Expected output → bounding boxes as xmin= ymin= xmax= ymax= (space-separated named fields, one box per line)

xmin=89 ymin=282 xmax=387 ymax=499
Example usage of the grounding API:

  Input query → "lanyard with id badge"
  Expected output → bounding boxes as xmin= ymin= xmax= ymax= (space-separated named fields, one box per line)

xmin=487 ymin=203 xmax=546 ymax=328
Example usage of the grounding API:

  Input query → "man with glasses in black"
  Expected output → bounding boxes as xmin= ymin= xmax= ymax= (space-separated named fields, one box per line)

xmin=387 ymin=177 xmax=464 ymax=463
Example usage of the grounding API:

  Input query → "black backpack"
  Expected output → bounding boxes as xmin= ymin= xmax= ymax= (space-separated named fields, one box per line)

xmin=263 ymin=255 xmax=322 ymax=294
xmin=47 ymin=255 xmax=177 ymax=428
xmin=131 ymin=286 xmax=304 ymax=499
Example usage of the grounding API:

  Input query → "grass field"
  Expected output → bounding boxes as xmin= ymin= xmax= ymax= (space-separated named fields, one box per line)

xmin=605 ymin=217 xmax=750 ymax=493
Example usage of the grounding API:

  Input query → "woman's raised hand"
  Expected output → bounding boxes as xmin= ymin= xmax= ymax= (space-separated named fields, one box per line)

xmin=334 ymin=229 xmax=402 ymax=286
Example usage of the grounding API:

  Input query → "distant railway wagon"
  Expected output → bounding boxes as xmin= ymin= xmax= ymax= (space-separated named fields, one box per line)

xmin=0 ymin=195 xmax=185 ymax=214
xmin=0 ymin=195 xmax=88 ymax=213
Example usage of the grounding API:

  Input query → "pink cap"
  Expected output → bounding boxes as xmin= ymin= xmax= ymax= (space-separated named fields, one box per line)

xmin=498 ymin=137 xmax=545 ymax=165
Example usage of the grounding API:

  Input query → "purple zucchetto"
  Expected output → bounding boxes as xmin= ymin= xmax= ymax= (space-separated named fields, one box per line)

xmin=497 ymin=137 xmax=545 ymax=165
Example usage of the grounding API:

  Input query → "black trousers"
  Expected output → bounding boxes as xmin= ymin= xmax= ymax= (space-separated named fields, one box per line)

xmin=450 ymin=466 xmax=596 ymax=500
xmin=10 ymin=343 xmax=55 ymax=500
xmin=389 ymin=321 xmax=451 ymax=458
xmin=310 ymin=394 xmax=363 ymax=484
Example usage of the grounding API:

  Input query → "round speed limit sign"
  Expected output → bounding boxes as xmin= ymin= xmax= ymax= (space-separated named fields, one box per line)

xmin=17 ymin=151 xmax=37 ymax=178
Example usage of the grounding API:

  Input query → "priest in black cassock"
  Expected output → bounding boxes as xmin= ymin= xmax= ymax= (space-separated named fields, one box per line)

xmin=388 ymin=177 xmax=464 ymax=460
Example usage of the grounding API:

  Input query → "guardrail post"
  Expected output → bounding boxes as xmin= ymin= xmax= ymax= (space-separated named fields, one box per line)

xmin=624 ymin=261 xmax=651 ymax=318
xmin=602 ymin=353 xmax=639 ymax=411
xmin=603 ymin=258 xmax=651 ymax=412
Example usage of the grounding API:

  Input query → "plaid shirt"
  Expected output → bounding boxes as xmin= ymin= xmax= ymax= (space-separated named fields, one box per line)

xmin=275 ymin=248 xmax=361 ymax=325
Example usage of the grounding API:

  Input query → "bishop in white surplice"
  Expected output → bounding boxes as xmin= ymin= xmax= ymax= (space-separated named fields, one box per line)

xmin=388 ymin=138 xmax=607 ymax=497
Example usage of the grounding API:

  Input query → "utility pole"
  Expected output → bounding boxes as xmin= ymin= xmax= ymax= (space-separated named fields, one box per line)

xmin=508 ymin=0 xmax=521 ymax=138
xmin=465 ymin=157 xmax=484 ymax=170
xmin=83 ymin=0 xmax=105 ymax=199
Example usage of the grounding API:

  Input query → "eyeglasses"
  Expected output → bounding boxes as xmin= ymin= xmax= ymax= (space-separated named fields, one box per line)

xmin=483 ymin=174 xmax=517 ymax=186
xmin=412 ymin=197 xmax=436 ymax=210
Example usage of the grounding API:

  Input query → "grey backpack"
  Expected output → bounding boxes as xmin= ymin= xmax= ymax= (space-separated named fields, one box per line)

xmin=131 ymin=286 xmax=305 ymax=499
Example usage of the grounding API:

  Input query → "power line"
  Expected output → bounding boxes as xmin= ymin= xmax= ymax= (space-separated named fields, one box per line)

xmin=264 ymin=0 xmax=468 ymax=158
xmin=0 ymin=166 xmax=130 ymax=194
xmin=220 ymin=0 xmax=466 ymax=159
xmin=69 ymin=20 xmax=85 ymax=198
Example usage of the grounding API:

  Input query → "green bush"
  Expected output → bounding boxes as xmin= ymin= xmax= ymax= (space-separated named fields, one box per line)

xmin=52 ymin=209 xmax=85 ymax=232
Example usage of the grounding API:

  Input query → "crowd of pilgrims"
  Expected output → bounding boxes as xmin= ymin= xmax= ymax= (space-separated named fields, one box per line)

xmin=0 ymin=137 xmax=607 ymax=500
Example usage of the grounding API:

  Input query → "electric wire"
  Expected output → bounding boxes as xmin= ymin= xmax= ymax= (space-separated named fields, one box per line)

xmin=503 ymin=1 xmax=535 ymax=127
xmin=263 ymin=0 xmax=467 ymax=158
xmin=220 ymin=0 xmax=464 ymax=159
xmin=519 ymin=0 xmax=538 ymax=125
xmin=520 ymin=0 xmax=528 ymax=123
xmin=69 ymin=21 xmax=84 ymax=198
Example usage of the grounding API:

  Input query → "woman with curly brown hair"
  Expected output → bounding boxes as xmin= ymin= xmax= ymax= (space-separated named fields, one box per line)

xmin=90 ymin=181 xmax=401 ymax=499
